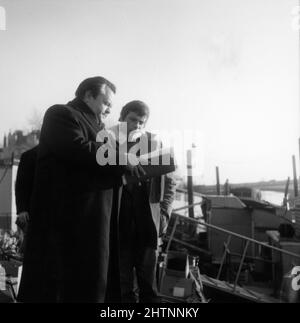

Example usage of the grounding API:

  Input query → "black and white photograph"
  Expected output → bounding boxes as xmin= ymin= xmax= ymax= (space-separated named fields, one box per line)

xmin=0 ymin=0 xmax=300 ymax=312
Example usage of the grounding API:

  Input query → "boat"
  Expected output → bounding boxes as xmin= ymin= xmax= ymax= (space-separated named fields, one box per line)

xmin=158 ymin=191 xmax=300 ymax=303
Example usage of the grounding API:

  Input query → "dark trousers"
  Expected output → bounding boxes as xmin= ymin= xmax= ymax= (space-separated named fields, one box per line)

xmin=119 ymin=185 xmax=159 ymax=303
xmin=119 ymin=246 xmax=160 ymax=303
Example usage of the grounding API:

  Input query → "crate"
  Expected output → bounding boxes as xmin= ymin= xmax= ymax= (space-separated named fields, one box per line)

xmin=160 ymin=274 xmax=194 ymax=298
xmin=165 ymin=251 xmax=189 ymax=278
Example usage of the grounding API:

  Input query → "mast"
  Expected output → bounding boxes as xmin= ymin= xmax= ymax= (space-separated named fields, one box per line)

xmin=216 ymin=166 xmax=220 ymax=195
xmin=292 ymin=155 xmax=299 ymax=197
xmin=187 ymin=149 xmax=194 ymax=218
xmin=298 ymin=0 xmax=300 ymax=194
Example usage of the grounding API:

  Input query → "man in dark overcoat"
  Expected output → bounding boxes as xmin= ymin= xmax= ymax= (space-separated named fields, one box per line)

xmin=17 ymin=76 xmax=143 ymax=303
xmin=15 ymin=145 xmax=39 ymax=254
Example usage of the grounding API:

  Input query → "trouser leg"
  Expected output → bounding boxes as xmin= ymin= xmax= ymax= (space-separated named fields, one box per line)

xmin=135 ymin=247 xmax=161 ymax=303
xmin=119 ymin=248 xmax=137 ymax=303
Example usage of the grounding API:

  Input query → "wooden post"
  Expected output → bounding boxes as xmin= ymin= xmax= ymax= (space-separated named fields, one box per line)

xmin=187 ymin=149 xmax=194 ymax=218
xmin=216 ymin=166 xmax=220 ymax=195
xmin=283 ymin=177 xmax=290 ymax=207
xmin=292 ymin=155 xmax=299 ymax=197
xmin=224 ymin=179 xmax=229 ymax=195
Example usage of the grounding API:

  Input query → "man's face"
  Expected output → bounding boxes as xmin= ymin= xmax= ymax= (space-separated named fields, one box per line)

xmin=86 ymin=85 xmax=114 ymax=118
xmin=122 ymin=111 xmax=147 ymax=135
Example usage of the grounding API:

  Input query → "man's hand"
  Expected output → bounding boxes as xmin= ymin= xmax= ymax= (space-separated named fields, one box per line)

xmin=16 ymin=211 xmax=29 ymax=230
xmin=125 ymin=163 xmax=146 ymax=178
xmin=125 ymin=153 xmax=146 ymax=178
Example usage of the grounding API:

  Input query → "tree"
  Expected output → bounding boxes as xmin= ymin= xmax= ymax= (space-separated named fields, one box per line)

xmin=27 ymin=109 xmax=43 ymax=132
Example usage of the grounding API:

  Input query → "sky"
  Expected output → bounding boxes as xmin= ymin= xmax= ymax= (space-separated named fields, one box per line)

xmin=0 ymin=0 xmax=299 ymax=185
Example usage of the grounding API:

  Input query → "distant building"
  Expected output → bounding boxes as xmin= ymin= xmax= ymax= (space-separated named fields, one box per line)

xmin=1 ymin=129 xmax=40 ymax=161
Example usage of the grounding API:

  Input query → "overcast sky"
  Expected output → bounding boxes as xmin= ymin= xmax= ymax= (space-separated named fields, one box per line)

xmin=0 ymin=0 xmax=299 ymax=184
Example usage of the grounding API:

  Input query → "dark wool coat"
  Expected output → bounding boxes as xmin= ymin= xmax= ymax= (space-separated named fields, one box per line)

xmin=109 ymin=126 xmax=177 ymax=248
xmin=17 ymin=98 xmax=123 ymax=303
xmin=15 ymin=145 xmax=38 ymax=215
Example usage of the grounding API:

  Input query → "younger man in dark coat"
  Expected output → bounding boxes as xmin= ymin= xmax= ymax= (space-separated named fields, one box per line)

xmin=113 ymin=101 xmax=176 ymax=303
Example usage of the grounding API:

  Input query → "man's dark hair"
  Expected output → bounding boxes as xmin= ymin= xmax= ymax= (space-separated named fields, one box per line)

xmin=75 ymin=76 xmax=116 ymax=99
xmin=120 ymin=100 xmax=150 ymax=121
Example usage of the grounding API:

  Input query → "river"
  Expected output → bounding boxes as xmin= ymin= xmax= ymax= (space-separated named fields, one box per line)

xmin=260 ymin=190 xmax=285 ymax=206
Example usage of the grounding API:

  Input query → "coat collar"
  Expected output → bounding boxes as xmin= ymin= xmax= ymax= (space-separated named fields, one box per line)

xmin=67 ymin=97 xmax=104 ymax=132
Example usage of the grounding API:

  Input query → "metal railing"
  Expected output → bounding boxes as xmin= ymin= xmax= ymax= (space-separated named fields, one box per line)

xmin=166 ymin=202 xmax=300 ymax=298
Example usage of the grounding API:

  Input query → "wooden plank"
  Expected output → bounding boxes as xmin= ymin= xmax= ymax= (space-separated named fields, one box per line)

xmin=200 ymin=274 xmax=281 ymax=303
